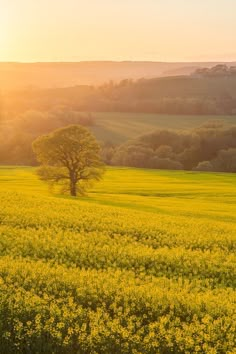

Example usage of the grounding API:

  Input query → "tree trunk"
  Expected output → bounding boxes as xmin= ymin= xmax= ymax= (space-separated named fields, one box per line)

xmin=69 ymin=172 xmax=77 ymax=197
xmin=70 ymin=180 xmax=77 ymax=196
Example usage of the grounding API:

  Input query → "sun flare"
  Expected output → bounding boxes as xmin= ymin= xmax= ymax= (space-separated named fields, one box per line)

xmin=0 ymin=6 xmax=9 ymax=57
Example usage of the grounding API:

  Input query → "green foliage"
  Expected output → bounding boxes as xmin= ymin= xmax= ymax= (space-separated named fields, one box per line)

xmin=112 ymin=123 xmax=236 ymax=171
xmin=1 ymin=111 xmax=236 ymax=165
xmin=33 ymin=125 xmax=104 ymax=196
xmin=4 ymin=71 xmax=236 ymax=114
xmin=0 ymin=167 xmax=235 ymax=353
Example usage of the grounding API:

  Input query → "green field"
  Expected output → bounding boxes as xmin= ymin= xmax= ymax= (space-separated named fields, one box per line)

xmin=90 ymin=112 xmax=236 ymax=143
xmin=0 ymin=167 xmax=235 ymax=353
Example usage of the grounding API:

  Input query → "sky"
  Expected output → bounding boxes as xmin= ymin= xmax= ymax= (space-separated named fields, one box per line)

xmin=1 ymin=0 xmax=236 ymax=62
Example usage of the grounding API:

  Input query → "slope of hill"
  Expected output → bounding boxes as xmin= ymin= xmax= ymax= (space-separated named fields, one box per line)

xmin=1 ymin=110 xmax=236 ymax=166
xmin=1 ymin=61 xmax=235 ymax=90
xmin=3 ymin=72 xmax=236 ymax=116
xmin=0 ymin=167 xmax=235 ymax=353
xmin=90 ymin=112 xmax=236 ymax=144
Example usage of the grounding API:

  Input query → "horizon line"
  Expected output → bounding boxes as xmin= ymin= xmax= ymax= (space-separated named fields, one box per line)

xmin=1 ymin=60 xmax=236 ymax=65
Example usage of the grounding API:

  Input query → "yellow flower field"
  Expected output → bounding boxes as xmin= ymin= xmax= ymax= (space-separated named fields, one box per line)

xmin=0 ymin=167 xmax=235 ymax=353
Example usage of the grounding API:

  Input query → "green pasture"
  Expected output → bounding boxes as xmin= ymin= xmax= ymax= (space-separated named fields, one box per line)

xmin=90 ymin=112 xmax=236 ymax=143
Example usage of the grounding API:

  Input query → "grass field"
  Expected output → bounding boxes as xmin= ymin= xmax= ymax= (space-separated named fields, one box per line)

xmin=0 ymin=166 xmax=235 ymax=353
xmin=90 ymin=112 xmax=236 ymax=143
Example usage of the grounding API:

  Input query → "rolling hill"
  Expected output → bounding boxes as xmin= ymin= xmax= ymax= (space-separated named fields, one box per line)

xmin=1 ymin=61 xmax=236 ymax=90
xmin=3 ymin=71 xmax=236 ymax=116
xmin=90 ymin=112 xmax=236 ymax=144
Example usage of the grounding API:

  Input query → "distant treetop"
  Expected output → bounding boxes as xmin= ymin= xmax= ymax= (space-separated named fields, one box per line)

xmin=193 ymin=64 xmax=236 ymax=78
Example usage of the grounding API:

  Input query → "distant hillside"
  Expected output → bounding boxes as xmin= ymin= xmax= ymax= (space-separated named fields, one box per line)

xmin=90 ymin=113 xmax=236 ymax=144
xmin=1 ymin=61 xmax=236 ymax=90
xmin=3 ymin=70 xmax=236 ymax=115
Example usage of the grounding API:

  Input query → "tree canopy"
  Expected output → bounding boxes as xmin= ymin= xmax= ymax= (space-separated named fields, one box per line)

xmin=110 ymin=123 xmax=236 ymax=172
xmin=33 ymin=125 xmax=104 ymax=196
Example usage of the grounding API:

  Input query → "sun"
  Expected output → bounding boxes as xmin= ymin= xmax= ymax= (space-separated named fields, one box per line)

xmin=0 ymin=2 xmax=10 ymax=59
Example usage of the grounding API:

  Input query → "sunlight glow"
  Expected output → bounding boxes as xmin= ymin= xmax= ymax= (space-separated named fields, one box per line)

xmin=1 ymin=0 xmax=236 ymax=62
xmin=0 ymin=1 xmax=11 ymax=60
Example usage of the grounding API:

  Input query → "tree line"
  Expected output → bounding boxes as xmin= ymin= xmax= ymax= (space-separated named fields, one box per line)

xmin=3 ymin=67 xmax=236 ymax=115
xmin=104 ymin=122 xmax=236 ymax=172
xmin=1 ymin=110 xmax=236 ymax=172
xmin=0 ymin=108 xmax=94 ymax=165
xmin=193 ymin=64 xmax=236 ymax=78
xmin=1 ymin=103 xmax=236 ymax=172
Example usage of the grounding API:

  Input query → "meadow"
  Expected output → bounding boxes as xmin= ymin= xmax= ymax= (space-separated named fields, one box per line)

xmin=90 ymin=112 xmax=236 ymax=143
xmin=0 ymin=166 xmax=235 ymax=353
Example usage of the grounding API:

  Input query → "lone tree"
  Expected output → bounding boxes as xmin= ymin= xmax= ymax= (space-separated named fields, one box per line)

xmin=33 ymin=125 xmax=104 ymax=196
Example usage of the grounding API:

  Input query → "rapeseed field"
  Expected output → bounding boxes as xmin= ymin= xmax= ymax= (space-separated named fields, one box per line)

xmin=0 ymin=167 xmax=235 ymax=353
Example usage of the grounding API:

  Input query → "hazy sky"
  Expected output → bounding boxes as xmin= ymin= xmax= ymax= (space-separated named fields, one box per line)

xmin=1 ymin=0 xmax=236 ymax=62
